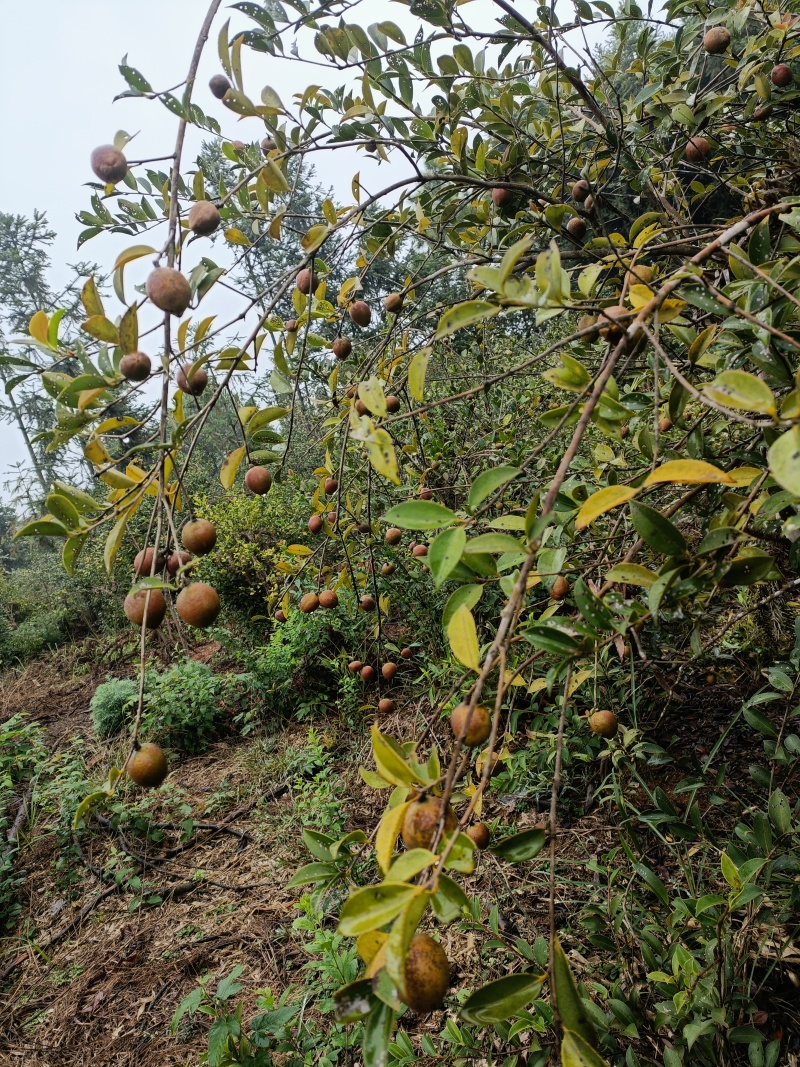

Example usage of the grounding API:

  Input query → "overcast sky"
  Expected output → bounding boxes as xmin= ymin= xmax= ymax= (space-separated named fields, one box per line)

xmin=0 ymin=0 xmax=607 ymax=500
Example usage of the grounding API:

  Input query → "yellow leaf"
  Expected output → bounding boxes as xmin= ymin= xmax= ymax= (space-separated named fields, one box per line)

xmin=103 ymin=507 xmax=133 ymax=574
xmin=358 ymin=376 xmax=388 ymax=417
xmin=448 ymin=604 xmax=480 ymax=672
xmin=376 ymin=801 xmax=412 ymax=874
xmin=643 ymin=460 xmax=735 ymax=487
xmin=78 ymin=388 xmax=107 ymax=411
xmin=568 ymin=669 xmax=595 ymax=695
xmin=301 ymin=223 xmax=329 ymax=253
xmin=575 ymin=486 xmax=638 ymax=531
xmin=408 ymin=348 xmax=431 ymax=402
xmin=286 ymin=544 xmax=313 ymax=556
xmin=727 ymin=466 xmax=763 ymax=487
xmin=224 ymin=227 xmax=251 ymax=246
xmin=357 ymin=931 xmax=388 ymax=966
xmin=29 ymin=310 xmax=49 ymax=345
xmin=84 ymin=438 xmax=113 ymax=466
xmin=627 ymin=284 xmax=654 ymax=309
xmin=366 ymin=429 xmax=400 ymax=484
xmin=220 ymin=445 xmax=246 ymax=489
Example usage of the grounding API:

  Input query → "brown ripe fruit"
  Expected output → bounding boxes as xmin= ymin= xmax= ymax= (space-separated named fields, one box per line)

xmin=584 ymin=194 xmax=595 ymax=211
xmin=175 ymin=583 xmax=221 ymax=627
xmin=188 ymin=200 xmax=221 ymax=236
xmin=176 ymin=362 xmax=208 ymax=396
xmin=382 ymin=661 xmax=398 ymax=680
xmin=381 ymin=563 xmax=396 ymax=576
xmin=360 ymin=594 xmax=376 ymax=612
xmin=578 ymin=314 xmax=599 ymax=339
xmin=626 ymin=264 xmax=654 ymax=287
xmin=332 ymin=336 xmax=352 ymax=360
xmin=703 ymin=26 xmax=730 ymax=54
xmin=401 ymin=647 xmax=412 ymax=659
xmin=308 ymin=514 xmax=324 ymax=534
xmin=450 ymin=703 xmax=491 ymax=747
xmin=324 ymin=477 xmax=339 ymax=496
xmin=127 ymin=743 xmax=169 ymax=789
xmin=385 ymin=395 xmax=401 ymax=413
xmin=419 ymin=487 xmax=433 ymax=500
xmin=384 ymin=292 xmax=404 ymax=314
xmin=328 ymin=511 xmax=338 ymax=526
xmin=358 ymin=522 xmax=371 ymax=534
xmin=146 ymin=268 xmax=192 ymax=317
xmin=299 ymin=593 xmax=320 ymax=613
xmin=378 ymin=697 xmax=395 ymax=714
xmin=360 ymin=664 xmax=376 ymax=682
xmin=285 ymin=319 xmax=297 ymax=333
xmin=167 ymin=550 xmax=192 ymax=576
xmin=685 ymin=136 xmax=711 ymax=162
xmin=296 ymin=268 xmax=316 ymax=294
xmin=319 ymin=590 xmax=339 ymax=609
xmin=209 ymin=73 xmax=231 ymax=98
xmin=402 ymin=798 xmax=457 ymax=850
xmin=124 ymin=588 xmax=167 ymax=629
xmin=402 ymin=933 xmax=450 ymax=1014
xmin=620 ymin=424 xmax=630 ymax=439
xmin=134 ymin=547 xmax=165 ymax=576
xmin=274 ymin=609 xmax=287 ymax=623
xmin=754 ymin=104 xmax=773 ymax=121
xmin=119 ymin=352 xmax=151 ymax=382
xmin=467 ymin=822 xmax=490 ymax=849
xmin=412 ymin=544 xmax=428 ymax=558
xmin=231 ymin=140 xmax=247 ymax=152
xmin=385 ymin=527 xmax=402 ymax=545
xmin=261 ymin=136 xmax=277 ymax=153
xmin=182 ymin=519 xmax=217 ymax=556
xmin=771 ymin=63 xmax=793 ymax=86
xmin=348 ymin=660 xmax=363 ymax=673
xmin=566 ymin=216 xmax=587 ymax=241
xmin=349 ymin=300 xmax=372 ymax=328
xmin=492 ymin=186 xmax=514 ymax=209
xmin=354 ymin=398 xmax=368 ymax=416
xmin=551 ymin=575 xmax=570 ymax=600
xmin=90 ymin=145 xmax=128 ymax=184
xmin=589 ymin=709 xmax=619 ymax=738
xmin=598 ymin=304 xmax=632 ymax=340
xmin=659 ymin=417 xmax=673 ymax=432
xmin=245 ymin=466 xmax=272 ymax=495
xmin=572 ymin=179 xmax=591 ymax=202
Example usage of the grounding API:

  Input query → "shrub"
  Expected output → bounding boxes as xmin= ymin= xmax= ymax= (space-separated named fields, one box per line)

xmin=90 ymin=678 xmax=138 ymax=738
xmin=141 ymin=660 xmax=231 ymax=754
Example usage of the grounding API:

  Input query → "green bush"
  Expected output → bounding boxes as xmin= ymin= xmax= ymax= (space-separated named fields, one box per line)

xmin=193 ymin=481 xmax=310 ymax=624
xmin=90 ymin=678 xmax=139 ymax=738
xmin=141 ymin=660 xmax=231 ymax=754
xmin=0 ymin=713 xmax=47 ymax=933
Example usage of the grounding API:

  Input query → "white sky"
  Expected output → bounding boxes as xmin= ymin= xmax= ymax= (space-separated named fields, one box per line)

xmin=0 ymin=0 xmax=607 ymax=496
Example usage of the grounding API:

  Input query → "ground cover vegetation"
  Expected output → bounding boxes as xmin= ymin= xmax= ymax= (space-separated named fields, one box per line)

xmin=1 ymin=0 xmax=800 ymax=1064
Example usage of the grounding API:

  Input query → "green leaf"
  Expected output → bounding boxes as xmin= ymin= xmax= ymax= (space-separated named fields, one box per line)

xmin=768 ymin=788 xmax=792 ymax=835
xmin=382 ymin=500 xmax=456 ymax=530
xmin=363 ymin=998 xmax=395 ymax=1067
xmin=371 ymin=726 xmax=418 ymax=788
xmin=13 ymin=516 xmax=69 ymax=539
xmin=704 ymin=370 xmax=776 ymax=416
xmin=338 ymin=883 xmax=420 ymax=937
xmin=632 ymin=862 xmax=669 ymax=906
xmin=73 ymin=789 xmax=112 ymax=830
xmin=468 ymin=466 xmax=520 ymax=509
xmin=442 ymin=584 xmax=483 ymax=628
xmin=604 ymin=563 xmax=658 ymax=589
xmin=447 ymin=604 xmax=480 ymax=671
xmin=561 ymin=1029 xmax=611 ymax=1067
xmin=431 ymin=874 xmax=469 ymax=924
xmin=572 ymin=579 xmax=613 ymax=631
xmin=460 ymin=973 xmax=545 ymax=1025
xmin=428 ymin=527 xmax=467 ymax=589
xmin=333 ymin=978 xmax=375 ymax=1023
xmin=768 ymin=427 xmax=800 ymax=496
xmin=386 ymin=849 xmax=437 ymax=882
xmin=81 ymin=315 xmax=119 ymax=344
xmin=463 ymin=533 xmax=523 ymax=555
xmin=629 ymin=500 xmax=687 ymax=556
xmin=408 ymin=348 xmax=431 ymax=402
xmin=286 ymin=862 xmax=337 ymax=888
xmin=491 ymin=828 xmax=546 ymax=862
xmin=434 ymin=300 xmax=500 ymax=339
xmin=523 ymin=623 xmax=581 ymax=657
xmin=552 ymin=937 xmax=598 ymax=1049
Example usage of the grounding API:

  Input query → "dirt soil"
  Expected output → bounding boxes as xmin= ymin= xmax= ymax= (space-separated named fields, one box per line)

xmin=0 ymin=644 xmax=797 ymax=1066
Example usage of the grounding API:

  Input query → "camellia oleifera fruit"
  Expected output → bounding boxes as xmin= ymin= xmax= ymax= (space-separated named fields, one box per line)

xmin=566 ymin=216 xmax=587 ymax=241
xmin=296 ymin=268 xmax=316 ymax=294
xmin=134 ymin=547 xmax=165 ymax=576
xmin=491 ymin=186 xmax=514 ymax=209
xmin=703 ymin=26 xmax=730 ymax=53
xmin=572 ymin=179 xmax=590 ymax=202
xmin=209 ymin=73 xmax=231 ymax=98
xmin=182 ymin=519 xmax=217 ymax=555
xmin=385 ymin=527 xmax=402 ymax=545
xmin=551 ymin=575 xmax=570 ymax=600
xmin=685 ymin=136 xmax=711 ymax=162
xmin=402 ymin=797 xmax=457 ymax=850
xmin=127 ymin=742 xmax=169 ymax=789
xmin=318 ymin=590 xmax=338 ymax=609
xmin=349 ymin=300 xmax=372 ymax=328
xmin=167 ymin=550 xmax=192 ymax=576
xmin=299 ymin=593 xmax=320 ymax=613
xmin=401 ymin=933 xmax=450 ymax=1013
xmin=146 ymin=267 xmax=192 ymax=316
xmin=384 ymin=292 xmax=404 ymax=314
xmin=119 ymin=352 xmax=151 ymax=382
xmin=90 ymin=145 xmax=128 ymax=184
xmin=188 ymin=200 xmax=221 ymax=236
xmin=771 ymin=62 xmax=793 ymax=86
xmin=176 ymin=362 xmax=208 ymax=396
xmin=175 ymin=583 xmax=221 ymax=627
xmin=331 ymin=336 xmax=352 ymax=360
xmin=123 ymin=588 xmax=167 ymax=629
xmin=467 ymin=822 xmax=491 ymax=849
xmin=378 ymin=697 xmax=395 ymax=714
xmin=450 ymin=703 xmax=491 ymax=747
xmin=589 ymin=709 xmax=619 ymax=738
xmin=381 ymin=662 xmax=398 ymax=680
xmin=597 ymin=305 xmax=632 ymax=340
xmin=245 ymin=466 xmax=272 ymax=495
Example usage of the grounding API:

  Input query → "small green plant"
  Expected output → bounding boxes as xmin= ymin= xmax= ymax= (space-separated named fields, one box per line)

xmin=0 ymin=713 xmax=47 ymax=931
xmin=141 ymin=660 xmax=231 ymax=754
xmin=90 ymin=678 xmax=138 ymax=738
